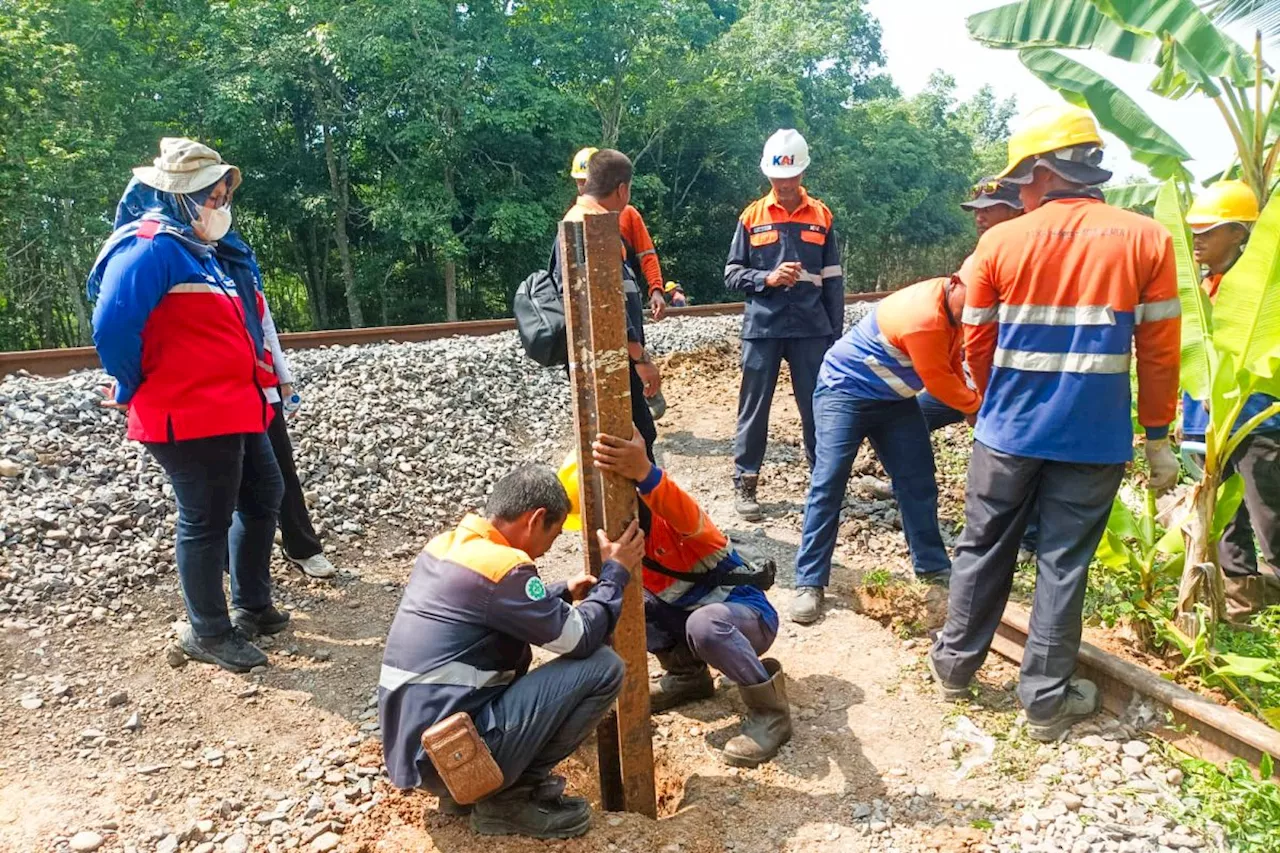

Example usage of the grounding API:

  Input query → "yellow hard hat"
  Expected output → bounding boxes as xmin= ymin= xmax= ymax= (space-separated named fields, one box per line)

xmin=557 ymin=453 xmax=582 ymax=531
xmin=1186 ymin=180 xmax=1259 ymax=232
xmin=663 ymin=280 xmax=681 ymax=293
xmin=997 ymin=104 xmax=1104 ymax=180
xmin=570 ymin=147 xmax=599 ymax=180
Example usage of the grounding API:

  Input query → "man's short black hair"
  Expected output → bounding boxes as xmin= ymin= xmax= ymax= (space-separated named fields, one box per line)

xmin=584 ymin=149 xmax=633 ymax=198
xmin=485 ymin=464 xmax=570 ymax=527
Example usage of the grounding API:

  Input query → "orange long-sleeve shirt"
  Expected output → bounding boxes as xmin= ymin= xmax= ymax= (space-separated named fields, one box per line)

xmin=619 ymin=205 xmax=664 ymax=295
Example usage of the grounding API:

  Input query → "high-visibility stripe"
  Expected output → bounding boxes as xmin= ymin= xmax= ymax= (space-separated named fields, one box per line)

xmin=635 ymin=248 xmax=656 ymax=259
xmin=876 ymin=334 xmax=913 ymax=367
xmin=170 ymin=282 xmax=234 ymax=296
xmin=963 ymin=305 xmax=998 ymax=325
xmin=797 ymin=271 xmax=822 ymax=287
xmin=256 ymin=359 xmax=275 ymax=374
xmin=993 ymin=348 xmax=1131 ymax=374
xmin=1134 ymin=298 xmax=1181 ymax=324
xmin=865 ymin=356 xmax=917 ymax=397
xmin=379 ymin=662 xmax=516 ymax=692
xmin=998 ymin=304 xmax=1115 ymax=326
xmin=725 ymin=263 xmax=747 ymax=278
xmin=821 ymin=265 xmax=843 ymax=279
xmin=539 ymin=608 xmax=585 ymax=655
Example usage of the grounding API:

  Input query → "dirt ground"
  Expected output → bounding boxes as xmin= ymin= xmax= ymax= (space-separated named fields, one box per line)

xmin=2 ymin=347 xmax=1050 ymax=853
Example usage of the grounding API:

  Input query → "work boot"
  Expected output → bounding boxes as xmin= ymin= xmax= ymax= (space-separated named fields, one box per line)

xmin=723 ymin=659 xmax=792 ymax=768
xmin=434 ymin=794 xmax=473 ymax=817
xmin=178 ymin=624 xmax=267 ymax=673
xmin=926 ymin=652 xmax=971 ymax=702
xmin=917 ymin=569 xmax=952 ymax=588
xmin=650 ymin=645 xmax=714 ymax=712
xmin=1026 ymin=678 xmax=1100 ymax=743
xmin=469 ymin=778 xmax=591 ymax=839
xmin=230 ymin=604 xmax=292 ymax=637
xmin=736 ymin=474 xmax=763 ymax=522
xmin=789 ymin=586 xmax=824 ymax=625
xmin=1224 ymin=572 xmax=1280 ymax=625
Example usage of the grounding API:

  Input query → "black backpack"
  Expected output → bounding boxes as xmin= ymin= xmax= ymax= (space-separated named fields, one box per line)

xmin=513 ymin=249 xmax=567 ymax=367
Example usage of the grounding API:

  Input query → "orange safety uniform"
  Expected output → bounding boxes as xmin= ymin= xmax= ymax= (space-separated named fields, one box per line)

xmin=819 ymin=277 xmax=979 ymax=414
xmin=963 ymin=190 xmax=1180 ymax=463
xmin=618 ymin=205 xmax=664 ymax=296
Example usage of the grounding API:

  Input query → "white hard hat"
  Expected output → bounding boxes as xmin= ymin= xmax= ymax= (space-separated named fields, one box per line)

xmin=760 ymin=129 xmax=810 ymax=179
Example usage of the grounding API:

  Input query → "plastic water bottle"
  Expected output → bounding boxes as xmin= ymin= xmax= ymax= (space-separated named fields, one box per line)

xmin=283 ymin=392 xmax=301 ymax=416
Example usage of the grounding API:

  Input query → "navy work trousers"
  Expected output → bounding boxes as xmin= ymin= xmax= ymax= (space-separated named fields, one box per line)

xmin=146 ymin=431 xmax=284 ymax=637
xmin=266 ymin=401 xmax=323 ymax=560
xmin=930 ymin=442 xmax=1123 ymax=720
xmin=734 ymin=336 xmax=829 ymax=479
xmin=795 ymin=386 xmax=950 ymax=586
xmin=645 ymin=595 xmax=775 ymax=686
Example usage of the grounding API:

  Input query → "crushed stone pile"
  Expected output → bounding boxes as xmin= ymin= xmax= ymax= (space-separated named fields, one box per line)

xmin=0 ymin=305 xmax=874 ymax=629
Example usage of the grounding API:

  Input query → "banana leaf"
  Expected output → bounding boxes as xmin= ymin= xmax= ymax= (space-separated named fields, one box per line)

xmin=1213 ymin=187 xmax=1280 ymax=384
xmin=1093 ymin=0 xmax=1256 ymax=87
xmin=1213 ymin=472 xmax=1246 ymax=538
xmin=967 ymin=0 xmax=1159 ymax=62
xmin=1105 ymin=181 xmax=1162 ymax=209
xmin=1154 ymin=179 xmax=1215 ymax=400
xmin=1148 ymin=38 xmax=1224 ymax=100
xmin=1204 ymin=0 xmax=1280 ymax=41
xmin=1019 ymin=49 xmax=1194 ymax=182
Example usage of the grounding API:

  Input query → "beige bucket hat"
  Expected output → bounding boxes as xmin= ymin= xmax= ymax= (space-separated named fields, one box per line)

xmin=132 ymin=137 xmax=242 ymax=195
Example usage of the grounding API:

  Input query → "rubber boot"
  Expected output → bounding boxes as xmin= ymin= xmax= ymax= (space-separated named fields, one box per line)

xmin=1224 ymin=572 xmax=1280 ymax=625
xmin=736 ymin=474 xmax=763 ymax=522
xmin=723 ymin=659 xmax=792 ymax=768
xmin=650 ymin=646 xmax=714 ymax=713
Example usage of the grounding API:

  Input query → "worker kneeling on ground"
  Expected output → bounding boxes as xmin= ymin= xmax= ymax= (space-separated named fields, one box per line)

xmin=1182 ymin=180 xmax=1280 ymax=622
xmin=790 ymin=275 xmax=980 ymax=624
xmin=929 ymin=104 xmax=1180 ymax=742
xmin=570 ymin=431 xmax=790 ymax=767
xmin=378 ymin=464 xmax=644 ymax=839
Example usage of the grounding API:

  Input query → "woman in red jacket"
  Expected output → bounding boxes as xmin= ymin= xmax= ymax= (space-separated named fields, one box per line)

xmin=87 ymin=138 xmax=288 ymax=673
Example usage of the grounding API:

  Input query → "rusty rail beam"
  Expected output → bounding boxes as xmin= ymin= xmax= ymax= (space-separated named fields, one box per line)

xmin=992 ymin=604 xmax=1280 ymax=776
xmin=0 ymin=292 xmax=886 ymax=377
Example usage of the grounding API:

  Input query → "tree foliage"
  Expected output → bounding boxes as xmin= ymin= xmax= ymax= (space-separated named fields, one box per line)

xmin=0 ymin=0 xmax=1011 ymax=349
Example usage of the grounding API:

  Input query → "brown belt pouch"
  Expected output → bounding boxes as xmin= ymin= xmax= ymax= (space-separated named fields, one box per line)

xmin=420 ymin=712 xmax=504 ymax=805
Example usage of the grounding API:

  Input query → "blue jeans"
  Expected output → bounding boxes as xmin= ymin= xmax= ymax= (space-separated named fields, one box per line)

xmin=796 ymin=386 xmax=950 ymax=586
xmin=917 ymin=391 xmax=1040 ymax=554
xmin=146 ymin=432 xmax=284 ymax=637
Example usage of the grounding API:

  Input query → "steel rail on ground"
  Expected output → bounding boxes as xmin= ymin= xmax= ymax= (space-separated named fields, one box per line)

xmin=0 ymin=292 xmax=886 ymax=377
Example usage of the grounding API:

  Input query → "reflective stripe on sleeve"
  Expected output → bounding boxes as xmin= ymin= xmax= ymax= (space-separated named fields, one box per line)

xmin=992 ymin=348 xmax=1131 ymax=374
xmin=998 ymin=304 xmax=1115 ymax=326
xmin=379 ymin=662 xmax=517 ymax=692
xmin=256 ymin=360 xmax=275 ymax=374
xmin=725 ymin=263 xmax=748 ymax=278
xmin=169 ymin=282 xmax=235 ymax=296
xmin=962 ymin=305 xmax=998 ymax=325
xmin=539 ymin=608 xmax=586 ymax=655
xmin=635 ymin=249 xmax=656 ymax=259
xmin=821 ymin=265 xmax=843 ymax=279
xmin=1134 ymin=298 xmax=1181 ymax=324
xmin=797 ymin=271 xmax=822 ymax=287
xmin=864 ymin=356 xmax=917 ymax=397
xmin=876 ymin=334 xmax=913 ymax=368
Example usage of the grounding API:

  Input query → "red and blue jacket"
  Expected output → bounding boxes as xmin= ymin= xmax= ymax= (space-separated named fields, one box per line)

xmin=819 ymin=277 xmax=980 ymax=413
xmin=88 ymin=219 xmax=273 ymax=443
xmin=1182 ymin=273 xmax=1280 ymax=438
xmin=963 ymin=191 xmax=1181 ymax=464
xmin=724 ymin=188 xmax=845 ymax=341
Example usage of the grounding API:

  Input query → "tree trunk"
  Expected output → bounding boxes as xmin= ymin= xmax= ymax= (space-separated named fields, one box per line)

xmin=322 ymin=123 xmax=363 ymax=328
xmin=443 ymin=259 xmax=458 ymax=322
xmin=62 ymin=257 xmax=90 ymax=346
xmin=290 ymin=223 xmax=329 ymax=329
xmin=1176 ymin=475 xmax=1227 ymax=637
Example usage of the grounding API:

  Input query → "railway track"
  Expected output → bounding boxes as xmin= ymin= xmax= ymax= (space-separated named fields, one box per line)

xmin=0 ymin=293 xmax=886 ymax=377
xmin=4 ymin=287 xmax=1276 ymax=777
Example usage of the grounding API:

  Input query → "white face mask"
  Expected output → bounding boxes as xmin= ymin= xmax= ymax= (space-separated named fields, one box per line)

xmin=194 ymin=204 xmax=232 ymax=242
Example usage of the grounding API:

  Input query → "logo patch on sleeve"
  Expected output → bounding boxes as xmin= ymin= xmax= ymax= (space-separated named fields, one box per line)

xmin=525 ymin=577 xmax=547 ymax=601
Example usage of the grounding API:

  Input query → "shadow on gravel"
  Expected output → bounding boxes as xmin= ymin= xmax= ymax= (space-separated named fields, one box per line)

xmin=660 ymin=429 xmax=735 ymax=459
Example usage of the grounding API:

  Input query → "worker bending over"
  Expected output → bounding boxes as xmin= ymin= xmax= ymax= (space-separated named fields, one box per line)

xmin=725 ymin=129 xmax=845 ymax=521
xmin=790 ymin=275 xmax=979 ymax=624
xmin=554 ymin=149 xmax=660 ymax=460
xmin=930 ymin=105 xmax=1180 ymax=741
xmin=1183 ymin=180 xmax=1280 ymax=621
xmin=569 ymin=431 xmax=790 ymax=766
xmin=379 ymin=465 xmax=643 ymax=840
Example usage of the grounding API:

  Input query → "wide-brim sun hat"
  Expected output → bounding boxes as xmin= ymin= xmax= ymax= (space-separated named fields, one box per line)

xmin=132 ymin=137 xmax=242 ymax=195
xmin=960 ymin=176 xmax=1024 ymax=211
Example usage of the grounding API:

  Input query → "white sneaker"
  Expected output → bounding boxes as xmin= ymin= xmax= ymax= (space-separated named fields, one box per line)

xmin=287 ymin=552 xmax=338 ymax=579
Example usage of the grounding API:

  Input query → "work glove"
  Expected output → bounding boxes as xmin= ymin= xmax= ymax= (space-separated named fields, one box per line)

xmin=1145 ymin=438 xmax=1178 ymax=494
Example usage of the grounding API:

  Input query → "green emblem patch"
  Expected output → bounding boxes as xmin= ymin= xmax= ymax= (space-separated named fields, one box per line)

xmin=525 ymin=576 xmax=547 ymax=601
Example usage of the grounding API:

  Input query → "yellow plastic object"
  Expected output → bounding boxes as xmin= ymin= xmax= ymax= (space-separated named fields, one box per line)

xmin=1187 ymin=180 xmax=1259 ymax=229
xmin=557 ymin=453 xmax=582 ymax=531
xmin=570 ymin=147 xmax=599 ymax=180
xmin=997 ymin=104 xmax=1103 ymax=179
xmin=663 ymin=280 xmax=681 ymax=293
